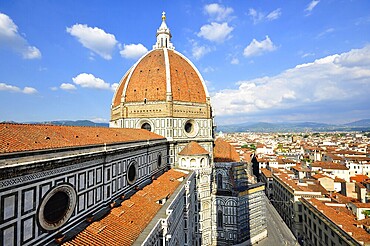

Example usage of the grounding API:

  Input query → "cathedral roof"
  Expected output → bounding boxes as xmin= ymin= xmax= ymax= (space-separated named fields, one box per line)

xmin=178 ymin=141 xmax=209 ymax=156
xmin=214 ymin=138 xmax=240 ymax=162
xmin=0 ymin=123 xmax=164 ymax=153
xmin=63 ymin=169 xmax=187 ymax=246
xmin=112 ymin=49 xmax=208 ymax=106
xmin=112 ymin=13 xmax=209 ymax=107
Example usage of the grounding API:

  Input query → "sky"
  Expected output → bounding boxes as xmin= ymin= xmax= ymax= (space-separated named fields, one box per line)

xmin=0 ymin=0 xmax=370 ymax=126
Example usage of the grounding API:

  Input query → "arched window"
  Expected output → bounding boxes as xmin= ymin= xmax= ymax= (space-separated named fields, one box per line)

xmin=217 ymin=173 xmax=223 ymax=189
xmin=200 ymin=158 xmax=205 ymax=167
xmin=217 ymin=210 xmax=223 ymax=228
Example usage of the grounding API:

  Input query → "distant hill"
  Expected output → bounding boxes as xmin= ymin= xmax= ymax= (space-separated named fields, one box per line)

xmin=28 ymin=120 xmax=109 ymax=127
xmin=344 ymin=119 xmax=370 ymax=127
xmin=217 ymin=119 xmax=370 ymax=133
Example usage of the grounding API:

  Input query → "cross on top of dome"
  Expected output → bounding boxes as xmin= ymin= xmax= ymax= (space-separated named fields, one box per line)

xmin=153 ymin=12 xmax=175 ymax=50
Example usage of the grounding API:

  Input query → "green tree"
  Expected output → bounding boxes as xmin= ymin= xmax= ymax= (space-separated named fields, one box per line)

xmin=249 ymin=144 xmax=256 ymax=150
xmin=362 ymin=210 xmax=370 ymax=218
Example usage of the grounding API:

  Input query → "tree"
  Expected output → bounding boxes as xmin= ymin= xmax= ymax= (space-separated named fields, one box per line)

xmin=362 ymin=210 xmax=370 ymax=218
xmin=249 ymin=144 xmax=256 ymax=150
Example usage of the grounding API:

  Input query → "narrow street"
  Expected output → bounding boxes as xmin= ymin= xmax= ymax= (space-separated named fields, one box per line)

xmin=257 ymin=197 xmax=299 ymax=246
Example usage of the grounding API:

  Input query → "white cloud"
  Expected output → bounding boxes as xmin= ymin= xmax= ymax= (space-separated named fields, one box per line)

xmin=60 ymin=83 xmax=77 ymax=90
xmin=204 ymin=3 xmax=233 ymax=21
xmin=203 ymin=66 xmax=215 ymax=73
xmin=0 ymin=13 xmax=41 ymax=59
xmin=243 ymin=36 xmax=277 ymax=57
xmin=111 ymin=83 xmax=119 ymax=91
xmin=0 ymin=83 xmax=37 ymax=94
xmin=66 ymin=24 xmax=118 ymax=60
xmin=23 ymin=87 xmax=38 ymax=94
xmin=248 ymin=8 xmax=282 ymax=24
xmin=190 ymin=40 xmax=211 ymax=59
xmin=231 ymin=58 xmax=239 ymax=65
xmin=72 ymin=73 xmax=118 ymax=92
xmin=248 ymin=8 xmax=264 ymax=24
xmin=305 ymin=0 xmax=320 ymax=14
xmin=266 ymin=8 xmax=282 ymax=21
xmin=316 ymin=28 xmax=334 ymax=39
xmin=212 ymin=45 xmax=370 ymax=123
xmin=72 ymin=73 xmax=111 ymax=90
xmin=119 ymin=43 xmax=148 ymax=59
xmin=302 ymin=52 xmax=315 ymax=58
xmin=198 ymin=22 xmax=233 ymax=43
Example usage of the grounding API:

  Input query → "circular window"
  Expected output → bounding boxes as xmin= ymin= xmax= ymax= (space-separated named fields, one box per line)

xmin=141 ymin=123 xmax=151 ymax=131
xmin=185 ymin=122 xmax=193 ymax=133
xmin=183 ymin=119 xmax=199 ymax=137
xmin=37 ymin=184 xmax=77 ymax=231
xmin=44 ymin=191 xmax=69 ymax=224
xmin=127 ymin=161 xmax=137 ymax=185
xmin=157 ymin=154 xmax=162 ymax=168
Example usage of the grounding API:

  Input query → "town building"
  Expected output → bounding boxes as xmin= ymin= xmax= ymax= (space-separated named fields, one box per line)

xmin=300 ymin=197 xmax=370 ymax=246
xmin=271 ymin=168 xmax=325 ymax=243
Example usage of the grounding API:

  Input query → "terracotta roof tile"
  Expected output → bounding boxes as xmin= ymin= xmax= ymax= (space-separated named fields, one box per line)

xmin=63 ymin=169 xmax=187 ymax=246
xmin=272 ymin=168 xmax=321 ymax=193
xmin=312 ymin=173 xmax=331 ymax=180
xmin=330 ymin=192 xmax=359 ymax=203
xmin=311 ymin=161 xmax=349 ymax=170
xmin=113 ymin=49 xmax=207 ymax=105
xmin=260 ymin=168 xmax=272 ymax=178
xmin=178 ymin=141 xmax=209 ymax=156
xmin=214 ymin=138 xmax=240 ymax=162
xmin=350 ymin=174 xmax=370 ymax=183
xmin=334 ymin=176 xmax=346 ymax=183
xmin=113 ymin=68 xmax=132 ymax=107
xmin=0 ymin=123 xmax=164 ymax=153
xmin=168 ymin=50 xmax=206 ymax=103
xmin=292 ymin=165 xmax=310 ymax=172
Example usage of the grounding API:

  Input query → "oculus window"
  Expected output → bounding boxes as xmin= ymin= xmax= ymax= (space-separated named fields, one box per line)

xmin=37 ymin=184 xmax=77 ymax=231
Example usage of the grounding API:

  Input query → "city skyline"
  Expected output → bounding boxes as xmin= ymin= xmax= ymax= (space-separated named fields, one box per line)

xmin=0 ymin=0 xmax=370 ymax=125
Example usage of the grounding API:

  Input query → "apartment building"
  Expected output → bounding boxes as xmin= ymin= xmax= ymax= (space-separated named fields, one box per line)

xmin=300 ymin=197 xmax=370 ymax=246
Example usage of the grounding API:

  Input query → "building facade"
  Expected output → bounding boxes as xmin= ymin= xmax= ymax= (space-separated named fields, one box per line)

xmin=213 ymin=162 xmax=267 ymax=245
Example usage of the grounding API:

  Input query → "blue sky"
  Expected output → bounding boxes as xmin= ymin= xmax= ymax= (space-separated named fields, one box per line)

xmin=1 ymin=0 xmax=370 ymax=125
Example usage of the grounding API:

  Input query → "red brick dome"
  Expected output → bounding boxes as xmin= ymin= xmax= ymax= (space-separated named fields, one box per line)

xmin=112 ymin=49 xmax=208 ymax=107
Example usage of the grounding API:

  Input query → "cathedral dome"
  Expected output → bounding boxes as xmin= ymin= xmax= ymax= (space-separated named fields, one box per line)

xmin=112 ymin=49 xmax=208 ymax=106
xmin=112 ymin=12 xmax=209 ymax=108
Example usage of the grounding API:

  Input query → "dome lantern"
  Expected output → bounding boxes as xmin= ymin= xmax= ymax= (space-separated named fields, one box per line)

xmin=153 ymin=12 xmax=174 ymax=50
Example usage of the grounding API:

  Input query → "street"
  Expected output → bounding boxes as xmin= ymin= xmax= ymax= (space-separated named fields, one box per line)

xmin=257 ymin=197 xmax=299 ymax=246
